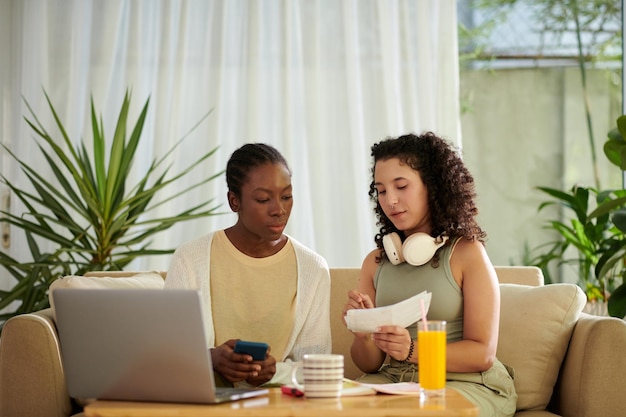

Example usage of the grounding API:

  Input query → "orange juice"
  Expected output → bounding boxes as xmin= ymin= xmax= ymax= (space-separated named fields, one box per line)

xmin=418 ymin=321 xmax=446 ymax=395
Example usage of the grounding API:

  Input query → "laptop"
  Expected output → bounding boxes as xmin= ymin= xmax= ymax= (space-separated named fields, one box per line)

xmin=53 ymin=288 xmax=269 ymax=404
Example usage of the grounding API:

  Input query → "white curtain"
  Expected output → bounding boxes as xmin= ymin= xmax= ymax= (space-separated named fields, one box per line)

xmin=0 ymin=0 xmax=460 ymax=278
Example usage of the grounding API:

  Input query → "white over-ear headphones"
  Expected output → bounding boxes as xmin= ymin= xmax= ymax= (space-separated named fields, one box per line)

xmin=382 ymin=232 xmax=449 ymax=266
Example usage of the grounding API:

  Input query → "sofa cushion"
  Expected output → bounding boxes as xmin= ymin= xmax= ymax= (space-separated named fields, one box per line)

xmin=497 ymin=283 xmax=586 ymax=411
xmin=48 ymin=271 xmax=165 ymax=318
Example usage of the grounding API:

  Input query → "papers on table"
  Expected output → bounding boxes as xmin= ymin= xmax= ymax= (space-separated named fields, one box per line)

xmin=342 ymin=379 xmax=422 ymax=396
xmin=344 ymin=291 xmax=431 ymax=333
xmin=360 ymin=382 xmax=422 ymax=395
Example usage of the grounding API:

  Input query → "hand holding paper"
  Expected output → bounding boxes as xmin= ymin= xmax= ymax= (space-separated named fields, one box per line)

xmin=344 ymin=291 xmax=431 ymax=333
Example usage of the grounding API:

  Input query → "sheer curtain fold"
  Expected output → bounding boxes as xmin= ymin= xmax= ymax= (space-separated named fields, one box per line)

xmin=1 ymin=0 xmax=459 ymax=276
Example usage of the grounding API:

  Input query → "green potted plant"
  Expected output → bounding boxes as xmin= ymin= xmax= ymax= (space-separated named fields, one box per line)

xmin=529 ymin=115 xmax=626 ymax=318
xmin=590 ymin=115 xmax=626 ymax=318
xmin=0 ymin=90 xmax=224 ymax=325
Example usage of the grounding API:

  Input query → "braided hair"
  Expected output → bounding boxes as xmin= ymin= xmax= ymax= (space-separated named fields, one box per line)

xmin=226 ymin=143 xmax=291 ymax=198
xmin=368 ymin=132 xmax=486 ymax=260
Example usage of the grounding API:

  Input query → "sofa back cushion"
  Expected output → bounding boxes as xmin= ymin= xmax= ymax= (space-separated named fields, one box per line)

xmin=495 ymin=266 xmax=544 ymax=286
xmin=329 ymin=268 xmax=363 ymax=379
xmin=48 ymin=271 xmax=165 ymax=319
xmin=498 ymin=283 xmax=586 ymax=411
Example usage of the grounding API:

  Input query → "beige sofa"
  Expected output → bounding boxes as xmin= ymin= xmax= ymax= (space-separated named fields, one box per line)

xmin=0 ymin=267 xmax=625 ymax=417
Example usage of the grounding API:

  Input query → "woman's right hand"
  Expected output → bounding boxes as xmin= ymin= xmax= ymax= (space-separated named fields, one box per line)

xmin=347 ymin=249 xmax=388 ymax=373
xmin=211 ymin=339 xmax=263 ymax=383
xmin=341 ymin=289 xmax=374 ymax=327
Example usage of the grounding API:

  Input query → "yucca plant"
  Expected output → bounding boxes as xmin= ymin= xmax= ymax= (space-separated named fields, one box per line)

xmin=0 ymin=90 xmax=223 ymax=324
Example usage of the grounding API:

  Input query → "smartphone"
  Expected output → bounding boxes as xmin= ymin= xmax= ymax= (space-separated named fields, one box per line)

xmin=233 ymin=340 xmax=269 ymax=361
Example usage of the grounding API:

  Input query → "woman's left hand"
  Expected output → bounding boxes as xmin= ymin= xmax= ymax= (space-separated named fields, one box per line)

xmin=371 ymin=325 xmax=413 ymax=362
xmin=245 ymin=354 xmax=277 ymax=386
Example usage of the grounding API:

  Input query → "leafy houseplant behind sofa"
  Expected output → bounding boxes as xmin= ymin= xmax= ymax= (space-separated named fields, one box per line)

xmin=1 ymin=267 xmax=625 ymax=417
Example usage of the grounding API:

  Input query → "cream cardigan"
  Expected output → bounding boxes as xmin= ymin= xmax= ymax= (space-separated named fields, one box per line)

xmin=165 ymin=231 xmax=332 ymax=385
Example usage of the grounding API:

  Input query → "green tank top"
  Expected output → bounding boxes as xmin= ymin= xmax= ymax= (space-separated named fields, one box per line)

xmin=373 ymin=237 xmax=463 ymax=342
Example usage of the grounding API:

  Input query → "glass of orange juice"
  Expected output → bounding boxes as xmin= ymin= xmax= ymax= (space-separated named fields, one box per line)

xmin=417 ymin=320 xmax=446 ymax=398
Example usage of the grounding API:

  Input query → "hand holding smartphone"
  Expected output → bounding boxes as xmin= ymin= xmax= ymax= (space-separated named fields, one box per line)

xmin=233 ymin=340 xmax=269 ymax=361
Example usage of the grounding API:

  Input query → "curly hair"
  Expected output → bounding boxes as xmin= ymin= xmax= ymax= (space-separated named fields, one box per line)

xmin=368 ymin=132 xmax=486 ymax=259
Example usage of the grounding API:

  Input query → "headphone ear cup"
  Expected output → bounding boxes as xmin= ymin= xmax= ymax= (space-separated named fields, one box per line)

xmin=382 ymin=232 xmax=404 ymax=265
xmin=402 ymin=233 xmax=447 ymax=266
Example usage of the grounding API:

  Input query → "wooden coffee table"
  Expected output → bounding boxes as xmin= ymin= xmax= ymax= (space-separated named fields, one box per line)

xmin=84 ymin=387 xmax=479 ymax=416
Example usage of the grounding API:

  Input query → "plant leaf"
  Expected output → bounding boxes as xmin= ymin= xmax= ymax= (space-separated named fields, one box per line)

xmin=608 ymin=282 xmax=626 ymax=318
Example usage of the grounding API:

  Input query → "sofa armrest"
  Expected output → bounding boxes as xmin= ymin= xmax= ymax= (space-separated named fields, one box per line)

xmin=0 ymin=308 xmax=72 ymax=417
xmin=551 ymin=312 xmax=626 ymax=417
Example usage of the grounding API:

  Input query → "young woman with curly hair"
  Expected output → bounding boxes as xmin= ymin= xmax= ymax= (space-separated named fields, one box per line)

xmin=342 ymin=133 xmax=517 ymax=417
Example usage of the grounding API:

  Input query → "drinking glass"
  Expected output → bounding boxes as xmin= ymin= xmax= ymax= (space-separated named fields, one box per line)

xmin=417 ymin=320 xmax=446 ymax=397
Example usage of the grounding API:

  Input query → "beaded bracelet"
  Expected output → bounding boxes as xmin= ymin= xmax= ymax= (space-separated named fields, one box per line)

xmin=402 ymin=339 xmax=415 ymax=363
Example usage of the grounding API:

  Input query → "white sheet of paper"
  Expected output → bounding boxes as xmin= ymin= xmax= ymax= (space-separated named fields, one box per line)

xmin=344 ymin=291 xmax=431 ymax=333
xmin=342 ymin=379 xmax=421 ymax=396
xmin=361 ymin=382 xmax=422 ymax=395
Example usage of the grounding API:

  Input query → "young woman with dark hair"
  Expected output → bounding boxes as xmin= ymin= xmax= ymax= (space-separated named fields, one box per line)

xmin=166 ymin=143 xmax=331 ymax=387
